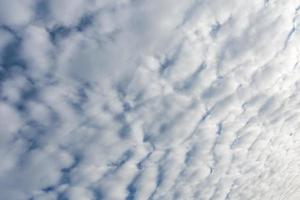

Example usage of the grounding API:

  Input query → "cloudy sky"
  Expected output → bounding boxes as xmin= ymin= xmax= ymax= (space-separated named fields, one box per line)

xmin=1 ymin=0 xmax=300 ymax=199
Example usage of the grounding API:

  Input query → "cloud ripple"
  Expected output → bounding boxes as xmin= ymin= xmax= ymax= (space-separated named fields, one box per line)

xmin=0 ymin=0 xmax=300 ymax=199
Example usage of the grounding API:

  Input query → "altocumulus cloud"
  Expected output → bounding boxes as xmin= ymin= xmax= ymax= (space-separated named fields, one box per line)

xmin=0 ymin=0 xmax=300 ymax=199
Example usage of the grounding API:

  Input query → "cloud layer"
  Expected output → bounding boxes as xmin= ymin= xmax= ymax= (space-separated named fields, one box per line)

xmin=1 ymin=0 xmax=300 ymax=199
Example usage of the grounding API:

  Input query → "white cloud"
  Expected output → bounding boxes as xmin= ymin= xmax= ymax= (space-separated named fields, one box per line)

xmin=21 ymin=25 xmax=54 ymax=78
xmin=1 ymin=0 xmax=300 ymax=200
xmin=0 ymin=0 xmax=33 ymax=27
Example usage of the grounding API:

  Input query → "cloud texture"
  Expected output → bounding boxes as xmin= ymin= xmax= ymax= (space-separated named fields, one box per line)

xmin=1 ymin=0 xmax=300 ymax=199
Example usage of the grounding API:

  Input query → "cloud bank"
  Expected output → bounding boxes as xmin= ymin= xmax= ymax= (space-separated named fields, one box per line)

xmin=1 ymin=0 xmax=300 ymax=199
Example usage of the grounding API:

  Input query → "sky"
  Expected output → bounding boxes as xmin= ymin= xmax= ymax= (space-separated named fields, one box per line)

xmin=1 ymin=0 xmax=300 ymax=199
